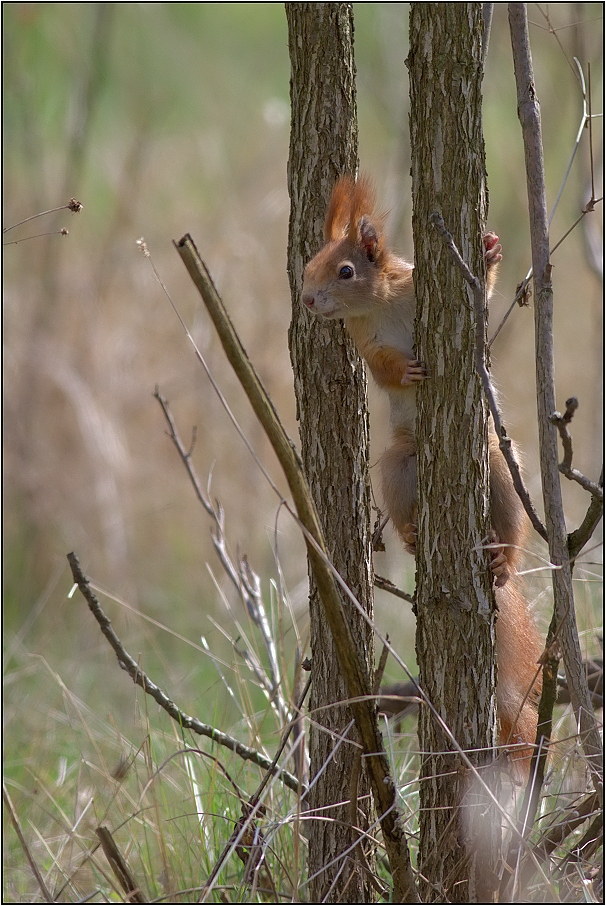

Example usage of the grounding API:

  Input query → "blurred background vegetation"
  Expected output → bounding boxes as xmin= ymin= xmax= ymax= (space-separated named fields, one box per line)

xmin=3 ymin=4 xmax=602 ymax=900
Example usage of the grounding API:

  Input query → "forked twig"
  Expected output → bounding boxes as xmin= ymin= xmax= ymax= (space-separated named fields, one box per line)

xmin=550 ymin=398 xmax=604 ymax=499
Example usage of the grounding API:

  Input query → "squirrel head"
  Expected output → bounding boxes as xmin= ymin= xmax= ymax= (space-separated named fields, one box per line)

xmin=302 ymin=174 xmax=390 ymax=319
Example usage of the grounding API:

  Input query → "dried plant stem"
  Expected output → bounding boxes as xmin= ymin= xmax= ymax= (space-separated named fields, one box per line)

xmin=509 ymin=3 xmax=603 ymax=792
xmin=96 ymin=826 xmax=146 ymax=904
xmin=2 ymin=198 xmax=82 ymax=233
xmin=153 ymin=388 xmax=290 ymax=724
xmin=175 ymin=233 xmax=419 ymax=903
xmin=66 ymin=552 xmax=300 ymax=794
xmin=3 ymin=783 xmax=54 ymax=903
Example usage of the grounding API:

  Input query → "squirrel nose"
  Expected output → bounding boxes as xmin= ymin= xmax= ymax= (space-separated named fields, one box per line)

xmin=302 ymin=294 xmax=315 ymax=309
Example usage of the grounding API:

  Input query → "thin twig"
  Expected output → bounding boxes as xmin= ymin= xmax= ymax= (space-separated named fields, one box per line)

xmin=429 ymin=210 xmax=548 ymax=542
xmin=96 ymin=826 xmax=146 ymax=904
xmin=569 ymin=468 xmax=604 ymax=561
xmin=373 ymin=574 xmax=415 ymax=604
xmin=66 ymin=552 xmax=301 ymax=794
xmin=550 ymin=398 xmax=604 ymax=498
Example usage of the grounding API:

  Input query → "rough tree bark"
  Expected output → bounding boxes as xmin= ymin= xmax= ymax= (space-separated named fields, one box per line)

xmin=285 ymin=4 xmax=376 ymax=902
xmin=408 ymin=4 xmax=502 ymax=902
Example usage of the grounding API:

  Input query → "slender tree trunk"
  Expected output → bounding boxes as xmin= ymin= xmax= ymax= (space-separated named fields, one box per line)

xmin=409 ymin=4 xmax=501 ymax=902
xmin=285 ymin=4 xmax=376 ymax=901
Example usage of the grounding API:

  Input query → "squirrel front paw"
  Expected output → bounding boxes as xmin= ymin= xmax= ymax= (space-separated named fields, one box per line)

xmin=483 ymin=232 xmax=502 ymax=269
xmin=401 ymin=360 xmax=427 ymax=387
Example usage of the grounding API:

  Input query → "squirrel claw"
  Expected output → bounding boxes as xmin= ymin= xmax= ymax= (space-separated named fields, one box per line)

xmin=488 ymin=532 xmax=510 ymax=587
xmin=483 ymin=232 xmax=502 ymax=268
xmin=402 ymin=522 xmax=417 ymax=555
xmin=401 ymin=360 xmax=427 ymax=386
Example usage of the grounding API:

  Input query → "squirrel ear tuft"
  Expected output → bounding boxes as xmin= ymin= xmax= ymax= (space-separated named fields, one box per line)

xmin=324 ymin=175 xmax=356 ymax=241
xmin=358 ymin=216 xmax=382 ymax=263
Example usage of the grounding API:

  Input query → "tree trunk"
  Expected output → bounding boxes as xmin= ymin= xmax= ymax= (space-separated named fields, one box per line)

xmin=408 ymin=4 xmax=501 ymax=902
xmin=285 ymin=4 xmax=376 ymax=902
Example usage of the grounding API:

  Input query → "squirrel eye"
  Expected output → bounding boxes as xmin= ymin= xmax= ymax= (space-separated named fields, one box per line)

xmin=339 ymin=265 xmax=354 ymax=279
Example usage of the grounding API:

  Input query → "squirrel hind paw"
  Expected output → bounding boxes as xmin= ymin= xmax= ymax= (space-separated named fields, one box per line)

xmin=487 ymin=533 xmax=510 ymax=587
xmin=401 ymin=522 xmax=417 ymax=555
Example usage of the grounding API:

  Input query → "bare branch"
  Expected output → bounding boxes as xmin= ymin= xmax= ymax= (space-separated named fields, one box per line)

xmin=373 ymin=574 xmax=415 ymax=605
xmin=3 ymin=784 xmax=55 ymax=903
xmin=550 ymin=398 xmax=604 ymax=498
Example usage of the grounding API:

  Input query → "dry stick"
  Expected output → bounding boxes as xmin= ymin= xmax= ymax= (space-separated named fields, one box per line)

xmin=175 ymin=233 xmax=419 ymax=904
xmin=374 ymin=573 xmax=415 ymax=605
xmin=508 ymin=4 xmax=603 ymax=798
xmin=96 ymin=826 xmax=146 ymax=905
xmin=66 ymin=552 xmax=300 ymax=794
xmin=3 ymin=783 xmax=55 ymax=903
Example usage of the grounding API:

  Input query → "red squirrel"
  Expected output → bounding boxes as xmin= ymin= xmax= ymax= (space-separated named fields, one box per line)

xmin=301 ymin=174 xmax=542 ymax=777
